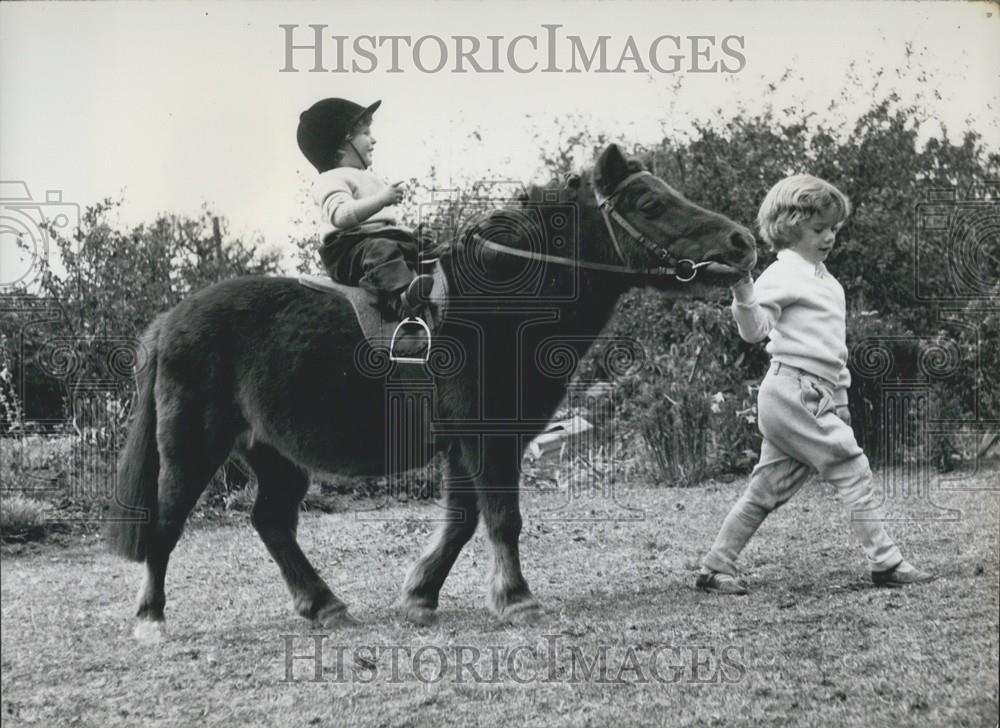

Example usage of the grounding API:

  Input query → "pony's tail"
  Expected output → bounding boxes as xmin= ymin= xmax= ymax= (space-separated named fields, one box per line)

xmin=106 ymin=316 xmax=164 ymax=562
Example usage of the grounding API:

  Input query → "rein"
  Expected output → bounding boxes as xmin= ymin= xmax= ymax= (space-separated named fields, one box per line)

xmin=462 ymin=170 xmax=715 ymax=283
xmin=469 ymin=234 xmax=696 ymax=280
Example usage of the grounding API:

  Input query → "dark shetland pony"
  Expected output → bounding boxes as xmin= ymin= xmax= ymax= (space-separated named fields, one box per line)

xmin=108 ymin=143 xmax=756 ymax=640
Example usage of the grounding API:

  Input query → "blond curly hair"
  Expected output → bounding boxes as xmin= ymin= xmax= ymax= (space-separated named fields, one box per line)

xmin=757 ymin=175 xmax=851 ymax=251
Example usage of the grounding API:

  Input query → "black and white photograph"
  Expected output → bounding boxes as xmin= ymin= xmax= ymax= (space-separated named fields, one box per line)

xmin=1 ymin=2 xmax=998 ymax=726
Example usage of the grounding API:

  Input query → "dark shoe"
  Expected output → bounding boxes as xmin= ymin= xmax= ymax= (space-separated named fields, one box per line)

xmin=696 ymin=571 xmax=748 ymax=595
xmin=390 ymin=333 xmax=429 ymax=360
xmin=872 ymin=561 xmax=936 ymax=588
xmin=398 ymin=275 xmax=435 ymax=317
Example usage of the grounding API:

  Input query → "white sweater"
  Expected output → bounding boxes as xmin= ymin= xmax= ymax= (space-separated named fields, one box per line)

xmin=732 ymin=248 xmax=851 ymax=401
xmin=312 ymin=167 xmax=403 ymax=243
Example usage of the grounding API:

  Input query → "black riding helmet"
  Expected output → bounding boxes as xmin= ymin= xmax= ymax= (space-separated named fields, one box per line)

xmin=296 ymin=98 xmax=381 ymax=173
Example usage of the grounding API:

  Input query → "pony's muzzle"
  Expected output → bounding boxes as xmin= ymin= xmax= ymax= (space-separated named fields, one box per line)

xmin=729 ymin=229 xmax=755 ymax=252
xmin=726 ymin=229 xmax=757 ymax=271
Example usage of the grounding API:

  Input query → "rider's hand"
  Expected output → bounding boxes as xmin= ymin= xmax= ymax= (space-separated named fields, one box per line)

xmin=381 ymin=181 xmax=406 ymax=207
xmin=835 ymin=405 xmax=852 ymax=426
xmin=415 ymin=222 xmax=439 ymax=249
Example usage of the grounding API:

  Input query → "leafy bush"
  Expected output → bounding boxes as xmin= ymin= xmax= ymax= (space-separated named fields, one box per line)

xmin=0 ymin=204 xmax=285 ymax=517
xmin=1 ymin=495 xmax=50 ymax=543
xmin=1 ymin=203 xmax=283 ymax=429
xmin=845 ymin=310 xmax=919 ymax=463
xmin=597 ymin=296 xmax=764 ymax=485
xmin=846 ymin=289 xmax=999 ymax=470
xmin=0 ymin=432 xmax=74 ymax=486
xmin=639 ymin=391 xmax=711 ymax=487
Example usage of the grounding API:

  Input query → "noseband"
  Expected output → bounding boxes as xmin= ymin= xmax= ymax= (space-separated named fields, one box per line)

xmin=467 ymin=170 xmax=716 ymax=282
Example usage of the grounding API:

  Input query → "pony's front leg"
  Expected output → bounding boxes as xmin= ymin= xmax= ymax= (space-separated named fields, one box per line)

xmin=478 ymin=436 xmax=544 ymax=625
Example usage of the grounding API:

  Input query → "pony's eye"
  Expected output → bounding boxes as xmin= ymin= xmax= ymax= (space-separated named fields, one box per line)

xmin=639 ymin=199 xmax=664 ymax=216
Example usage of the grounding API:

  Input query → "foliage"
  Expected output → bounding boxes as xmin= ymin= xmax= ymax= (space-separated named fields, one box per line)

xmin=1 ymin=204 xmax=285 ymax=526
xmin=597 ymin=297 xmax=764 ymax=483
xmin=640 ymin=99 xmax=999 ymax=332
xmin=0 ymin=333 xmax=25 ymax=432
xmin=1 ymin=202 xmax=283 ymax=428
xmin=975 ymin=293 xmax=1000 ymax=422
xmin=36 ymin=201 xmax=283 ymax=339
xmin=0 ymin=494 xmax=50 ymax=543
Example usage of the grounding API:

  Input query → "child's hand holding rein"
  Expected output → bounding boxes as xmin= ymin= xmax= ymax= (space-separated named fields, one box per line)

xmin=730 ymin=271 xmax=755 ymax=303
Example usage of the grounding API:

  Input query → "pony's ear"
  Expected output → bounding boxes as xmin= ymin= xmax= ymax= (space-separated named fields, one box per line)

xmin=593 ymin=143 xmax=631 ymax=197
xmin=562 ymin=173 xmax=582 ymax=200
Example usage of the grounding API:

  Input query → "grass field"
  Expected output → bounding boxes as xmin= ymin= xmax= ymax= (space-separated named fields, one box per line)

xmin=2 ymin=463 xmax=998 ymax=727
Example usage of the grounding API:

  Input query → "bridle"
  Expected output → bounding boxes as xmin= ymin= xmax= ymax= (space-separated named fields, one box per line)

xmin=466 ymin=170 xmax=717 ymax=282
xmin=594 ymin=171 xmax=716 ymax=282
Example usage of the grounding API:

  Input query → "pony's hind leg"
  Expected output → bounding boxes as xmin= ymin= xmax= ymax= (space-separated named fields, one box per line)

xmin=134 ymin=405 xmax=233 ymax=642
xmin=244 ymin=443 xmax=360 ymax=628
xmin=398 ymin=438 xmax=480 ymax=625
xmin=476 ymin=436 xmax=544 ymax=625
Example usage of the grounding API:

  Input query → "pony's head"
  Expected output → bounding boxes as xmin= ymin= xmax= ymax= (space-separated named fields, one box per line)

xmin=442 ymin=143 xmax=755 ymax=302
xmin=589 ymin=143 xmax=756 ymax=292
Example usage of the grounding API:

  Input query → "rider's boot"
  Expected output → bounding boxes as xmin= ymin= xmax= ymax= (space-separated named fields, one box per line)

xmin=397 ymin=275 xmax=435 ymax=318
xmin=388 ymin=275 xmax=435 ymax=360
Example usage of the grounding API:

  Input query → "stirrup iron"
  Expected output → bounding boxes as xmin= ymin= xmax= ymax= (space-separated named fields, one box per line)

xmin=389 ymin=316 xmax=431 ymax=364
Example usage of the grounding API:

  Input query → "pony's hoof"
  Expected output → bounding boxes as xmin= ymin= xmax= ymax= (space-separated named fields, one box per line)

xmin=397 ymin=601 xmax=438 ymax=626
xmin=133 ymin=619 xmax=167 ymax=643
xmin=314 ymin=604 xmax=362 ymax=630
xmin=496 ymin=599 xmax=546 ymax=626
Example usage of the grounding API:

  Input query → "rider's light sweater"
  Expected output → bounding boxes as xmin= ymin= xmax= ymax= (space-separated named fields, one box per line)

xmin=312 ymin=167 xmax=403 ymax=244
xmin=732 ymin=248 xmax=851 ymax=402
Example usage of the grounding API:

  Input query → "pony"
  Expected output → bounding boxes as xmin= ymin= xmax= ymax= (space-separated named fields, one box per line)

xmin=107 ymin=143 xmax=756 ymax=640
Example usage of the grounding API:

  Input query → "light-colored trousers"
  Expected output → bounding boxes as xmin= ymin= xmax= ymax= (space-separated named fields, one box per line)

xmin=701 ymin=363 xmax=903 ymax=576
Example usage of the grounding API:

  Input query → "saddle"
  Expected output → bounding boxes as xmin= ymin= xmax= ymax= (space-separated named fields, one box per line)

xmin=298 ymin=261 xmax=448 ymax=364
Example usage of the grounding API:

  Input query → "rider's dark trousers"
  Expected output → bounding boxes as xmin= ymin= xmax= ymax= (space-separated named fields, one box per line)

xmin=320 ymin=226 xmax=420 ymax=298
